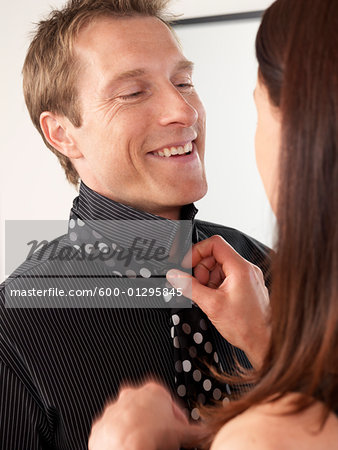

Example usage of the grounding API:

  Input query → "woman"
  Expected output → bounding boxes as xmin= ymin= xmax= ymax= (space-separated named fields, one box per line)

xmin=89 ymin=0 xmax=338 ymax=448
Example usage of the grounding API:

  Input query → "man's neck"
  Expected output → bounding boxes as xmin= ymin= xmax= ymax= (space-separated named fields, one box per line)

xmin=70 ymin=182 xmax=197 ymax=273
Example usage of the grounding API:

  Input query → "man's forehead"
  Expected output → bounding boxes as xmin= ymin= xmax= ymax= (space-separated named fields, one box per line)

xmin=73 ymin=16 xmax=192 ymax=87
xmin=74 ymin=15 xmax=177 ymax=57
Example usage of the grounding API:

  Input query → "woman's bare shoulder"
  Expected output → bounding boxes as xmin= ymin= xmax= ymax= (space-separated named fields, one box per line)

xmin=211 ymin=394 xmax=338 ymax=450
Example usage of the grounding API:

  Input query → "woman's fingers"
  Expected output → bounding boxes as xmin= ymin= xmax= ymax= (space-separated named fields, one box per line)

xmin=168 ymin=236 xmax=271 ymax=370
xmin=167 ymin=269 xmax=226 ymax=320
xmin=182 ymin=235 xmax=246 ymax=277
xmin=89 ymin=381 xmax=206 ymax=450
xmin=193 ymin=255 xmax=217 ymax=285
xmin=207 ymin=263 xmax=225 ymax=288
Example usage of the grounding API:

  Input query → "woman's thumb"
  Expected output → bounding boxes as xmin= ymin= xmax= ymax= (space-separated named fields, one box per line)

xmin=167 ymin=269 xmax=218 ymax=313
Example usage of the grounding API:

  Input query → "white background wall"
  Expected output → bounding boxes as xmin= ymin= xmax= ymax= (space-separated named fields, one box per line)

xmin=1 ymin=0 xmax=275 ymax=281
xmin=171 ymin=0 xmax=274 ymax=17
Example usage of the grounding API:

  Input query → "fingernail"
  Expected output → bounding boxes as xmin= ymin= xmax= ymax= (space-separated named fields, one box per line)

xmin=166 ymin=269 xmax=182 ymax=287
xmin=167 ymin=269 xmax=191 ymax=290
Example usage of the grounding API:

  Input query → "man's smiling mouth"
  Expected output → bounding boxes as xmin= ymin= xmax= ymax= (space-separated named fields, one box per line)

xmin=151 ymin=141 xmax=193 ymax=157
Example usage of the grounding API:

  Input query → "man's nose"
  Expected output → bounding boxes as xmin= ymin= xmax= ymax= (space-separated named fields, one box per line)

xmin=158 ymin=85 xmax=198 ymax=128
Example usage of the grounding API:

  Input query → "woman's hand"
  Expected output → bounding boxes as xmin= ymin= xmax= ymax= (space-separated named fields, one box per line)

xmin=88 ymin=382 xmax=205 ymax=450
xmin=167 ymin=235 xmax=271 ymax=369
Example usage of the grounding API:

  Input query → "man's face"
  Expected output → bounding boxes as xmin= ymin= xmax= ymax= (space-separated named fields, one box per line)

xmin=70 ymin=16 xmax=207 ymax=218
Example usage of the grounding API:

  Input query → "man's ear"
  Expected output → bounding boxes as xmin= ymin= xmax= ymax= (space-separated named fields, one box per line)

xmin=40 ymin=112 xmax=83 ymax=159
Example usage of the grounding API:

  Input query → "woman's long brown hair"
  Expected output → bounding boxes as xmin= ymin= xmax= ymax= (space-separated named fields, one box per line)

xmin=199 ymin=0 xmax=338 ymax=445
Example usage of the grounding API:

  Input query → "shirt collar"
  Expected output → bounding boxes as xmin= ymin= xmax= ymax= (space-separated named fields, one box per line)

xmin=74 ymin=181 xmax=198 ymax=222
xmin=69 ymin=181 xmax=198 ymax=269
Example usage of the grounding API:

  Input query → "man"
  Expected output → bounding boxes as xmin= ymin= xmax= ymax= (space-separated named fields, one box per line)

xmin=0 ymin=1 xmax=270 ymax=448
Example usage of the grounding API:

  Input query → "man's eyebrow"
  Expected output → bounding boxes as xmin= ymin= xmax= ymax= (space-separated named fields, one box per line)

xmin=114 ymin=60 xmax=194 ymax=82
xmin=101 ymin=69 xmax=146 ymax=96
xmin=114 ymin=68 xmax=147 ymax=82
xmin=102 ymin=60 xmax=194 ymax=96
xmin=174 ymin=60 xmax=194 ymax=72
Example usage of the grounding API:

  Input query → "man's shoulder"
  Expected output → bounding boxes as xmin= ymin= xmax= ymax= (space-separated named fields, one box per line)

xmin=195 ymin=219 xmax=271 ymax=262
xmin=0 ymin=233 xmax=70 ymax=294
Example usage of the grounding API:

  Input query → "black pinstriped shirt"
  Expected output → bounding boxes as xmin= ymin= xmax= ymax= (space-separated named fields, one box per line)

xmin=0 ymin=182 xmax=270 ymax=449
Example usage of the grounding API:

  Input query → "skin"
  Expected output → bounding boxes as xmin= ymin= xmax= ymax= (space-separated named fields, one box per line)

xmin=40 ymin=16 xmax=207 ymax=220
xmin=211 ymin=394 xmax=338 ymax=450
xmin=88 ymin=382 xmax=206 ymax=450
xmin=254 ymin=78 xmax=281 ymax=213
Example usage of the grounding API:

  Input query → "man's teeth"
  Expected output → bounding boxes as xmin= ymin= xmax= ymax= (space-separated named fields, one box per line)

xmin=154 ymin=142 xmax=193 ymax=157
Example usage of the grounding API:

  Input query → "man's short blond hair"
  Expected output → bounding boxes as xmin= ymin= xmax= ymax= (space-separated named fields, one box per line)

xmin=23 ymin=0 xmax=172 ymax=187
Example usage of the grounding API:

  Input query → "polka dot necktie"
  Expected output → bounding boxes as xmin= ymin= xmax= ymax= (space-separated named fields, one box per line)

xmin=170 ymin=305 xmax=232 ymax=421
xmin=68 ymin=214 xmax=232 ymax=422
